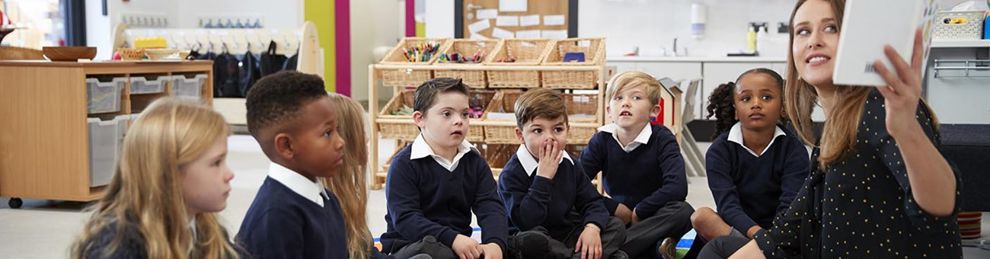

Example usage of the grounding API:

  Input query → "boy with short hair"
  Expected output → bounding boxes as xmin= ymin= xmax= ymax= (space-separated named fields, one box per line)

xmin=382 ymin=78 xmax=507 ymax=259
xmin=580 ymin=71 xmax=694 ymax=259
xmin=237 ymin=71 xmax=349 ymax=258
xmin=499 ymin=88 xmax=628 ymax=259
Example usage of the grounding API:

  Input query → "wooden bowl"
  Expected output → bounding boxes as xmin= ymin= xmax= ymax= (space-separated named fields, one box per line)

xmin=42 ymin=46 xmax=97 ymax=62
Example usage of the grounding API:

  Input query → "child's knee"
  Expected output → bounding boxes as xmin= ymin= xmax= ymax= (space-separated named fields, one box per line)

xmin=691 ymin=207 xmax=718 ymax=228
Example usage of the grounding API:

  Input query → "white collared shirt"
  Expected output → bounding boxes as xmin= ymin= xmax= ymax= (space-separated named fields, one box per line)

xmin=597 ymin=123 xmax=653 ymax=153
xmin=515 ymin=144 xmax=574 ymax=176
xmin=410 ymin=134 xmax=476 ymax=172
xmin=727 ymin=122 xmax=787 ymax=157
xmin=268 ymin=162 xmax=330 ymax=207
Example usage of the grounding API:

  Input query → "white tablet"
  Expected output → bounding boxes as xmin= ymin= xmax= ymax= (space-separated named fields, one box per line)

xmin=833 ymin=0 xmax=933 ymax=86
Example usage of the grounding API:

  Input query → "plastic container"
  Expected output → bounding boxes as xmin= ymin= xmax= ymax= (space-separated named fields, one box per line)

xmin=171 ymin=74 xmax=208 ymax=101
xmin=933 ymin=11 xmax=986 ymax=40
xmin=85 ymin=77 xmax=125 ymax=114
xmin=87 ymin=115 xmax=129 ymax=187
xmin=129 ymin=75 xmax=167 ymax=94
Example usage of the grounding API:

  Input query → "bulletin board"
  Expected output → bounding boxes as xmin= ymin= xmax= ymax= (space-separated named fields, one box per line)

xmin=454 ymin=0 xmax=577 ymax=39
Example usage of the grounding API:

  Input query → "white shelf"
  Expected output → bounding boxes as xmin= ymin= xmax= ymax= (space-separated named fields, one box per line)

xmin=930 ymin=40 xmax=990 ymax=48
xmin=607 ymin=56 xmax=787 ymax=63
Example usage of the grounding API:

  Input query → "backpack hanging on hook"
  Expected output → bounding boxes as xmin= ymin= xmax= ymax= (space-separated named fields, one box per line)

xmin=259 ymin=40 xmax=288 ymax=77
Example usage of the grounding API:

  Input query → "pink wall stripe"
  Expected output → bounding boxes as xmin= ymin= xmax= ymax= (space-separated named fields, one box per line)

xmin=335 ymin=0 xmax=351 ymax=96
xmin=405 ymin=0 xmax=415 ymax=36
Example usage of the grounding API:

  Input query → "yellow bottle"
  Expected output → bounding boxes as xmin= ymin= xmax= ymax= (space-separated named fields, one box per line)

xmin=746 ymin=25 xmax=757 ymax=54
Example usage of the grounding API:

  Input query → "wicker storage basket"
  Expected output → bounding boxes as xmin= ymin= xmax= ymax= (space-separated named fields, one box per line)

xmin=932 ymin=11 xmax=986 ymax=41
xmin=542 ymin=38 xmax=606 ymax=89
xmin=377 ymin=90 xmax=419 ymax=140
xmin=435 ymin=39 xmax=498 ymax=88
xmin=562 ymin=93 xmax=600 ymax=144
xmin=479 ymin=143 xmax=515 ymax=178
xmin=481 ymin=91 xmax=524 ymax=144
xmin=481 ymin=90 xmax=599 ymax=144
xmin=484 ymin=39 xmax=554 ymax=88
xmin=380 ymin=38 xmax=447 ymax=87
xmin=467 ymin=90 xmax=497 ymax=142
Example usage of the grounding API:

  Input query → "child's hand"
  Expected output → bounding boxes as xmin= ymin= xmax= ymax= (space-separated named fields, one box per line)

xmin=479 ymin=243 xmax=503 ymax=259
xmin=452 ymin=234 xmax=482 ymax=259
xmin=536 ymin=139 xmax=564 ymax=180
xmin=575 ymin=224 xmax=602 ymax=259
xmin=615 ymin=204 xmax=633 ymax=224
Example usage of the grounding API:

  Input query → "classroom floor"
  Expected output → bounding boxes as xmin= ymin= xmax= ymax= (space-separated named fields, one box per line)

xmin=1 ymin=134 xmax=988 ymax=258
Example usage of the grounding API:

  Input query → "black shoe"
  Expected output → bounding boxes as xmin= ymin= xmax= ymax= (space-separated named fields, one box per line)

xmin=610 ymin=250 xmax=630 ymax=259
xmin=511 ymin=231 xmax=551 ymax=259
xmin=658 ymin=237 xmax=678 ymax=259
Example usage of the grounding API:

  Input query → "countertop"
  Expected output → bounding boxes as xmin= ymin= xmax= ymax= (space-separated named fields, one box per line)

xmin=606 ymin=56 xmax=787 ymax=62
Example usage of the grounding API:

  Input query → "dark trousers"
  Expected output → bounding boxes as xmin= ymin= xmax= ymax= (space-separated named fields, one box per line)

xmin=391 ymin=235 xmax=455 ymax=259
xmin=508 ymin=217 xmax=627 ymax=259
xmin=696 ymin=235 xmax=750 ymax=259
xmin=620 ymin=201 xmax=694 ymax=259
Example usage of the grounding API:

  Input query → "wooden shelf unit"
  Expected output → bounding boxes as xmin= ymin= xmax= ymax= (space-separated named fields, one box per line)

xmin=368 ymin=64 xmax=609 ymax=190
xmin=0 ymin=60 xmax=213 ymax=203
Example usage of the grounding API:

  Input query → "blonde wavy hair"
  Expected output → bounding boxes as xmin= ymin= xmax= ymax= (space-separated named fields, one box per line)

xmin=71 ymin=98 xmax=240 ymax=259
xmin=322 ymin=93 xmax=374 ymax=259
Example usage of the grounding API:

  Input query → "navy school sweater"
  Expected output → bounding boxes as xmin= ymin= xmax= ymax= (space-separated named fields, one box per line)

xmin=236 ymin=177 xmax=347 ymax=258
xmin=381 ymin=144 xmax=508 ymax=253
xmin=705 ymin=129 xmax=810 ymax=233
xmin=498 ymin=152 xmax=609 ymax=239
xmin=580 ymin=124 xmax=687 ymax=220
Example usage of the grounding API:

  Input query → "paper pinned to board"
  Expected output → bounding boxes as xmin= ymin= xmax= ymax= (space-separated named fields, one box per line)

xmin=491 ymin=27 xmax=516 ymax=39
xmin=520 ymin=15 xmax=541 ymax=26
xmin=477 ymin=9 xmax=499 ymax=20
xmin=499 ymin=0 xmax=527 ymax=12
xmin=496 ymin=16 xmax=520 ymax=26
xmin=516 ymin=30 xmax=541 ymax=39
xmin=544 ymin=15 xmax=566 ymax=26
xmin=470 ymin=33 xmax=490 ymax=40
xmin=468 ymin=19 xmax=491 ymax=33
xmin=542 ymin=30 xmax=568 ymax=39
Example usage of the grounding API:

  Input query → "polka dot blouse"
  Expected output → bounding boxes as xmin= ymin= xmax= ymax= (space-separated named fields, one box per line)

xmin=753 ymin=89 xmax=962 ymax=258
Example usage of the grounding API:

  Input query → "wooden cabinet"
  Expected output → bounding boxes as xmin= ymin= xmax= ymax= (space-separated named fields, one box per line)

xmin=0 ymin=61 xmax=213 ymax=206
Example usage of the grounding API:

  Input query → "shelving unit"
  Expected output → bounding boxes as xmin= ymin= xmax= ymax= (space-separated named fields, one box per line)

xmin=0 ymin=60 xmax=213 ymax=207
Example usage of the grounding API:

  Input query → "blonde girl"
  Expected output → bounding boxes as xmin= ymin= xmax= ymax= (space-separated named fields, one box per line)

xmin=71 ymin=98 xmax=243 ymax=258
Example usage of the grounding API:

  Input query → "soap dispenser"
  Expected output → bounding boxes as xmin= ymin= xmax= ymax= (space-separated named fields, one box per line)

xmin=746 ymin=23 xmax=758 ymax=54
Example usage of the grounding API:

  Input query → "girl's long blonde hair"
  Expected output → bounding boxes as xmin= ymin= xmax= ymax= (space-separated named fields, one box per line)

xmin=323 ymin=93 xmax=374 ymax=259
xmin=71 ymin=98 xmax=240 ymax=259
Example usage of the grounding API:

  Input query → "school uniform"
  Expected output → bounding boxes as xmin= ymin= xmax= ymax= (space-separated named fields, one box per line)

xmin=694 ymin=123 xmax=810 ymax=258
xmin=580 ymin=123 xmax=694 ymax=258
xmin=237 ymin=162 xmax=348 ymax=259
xmin=83 ymin=217 xmax=247 ymax=258
xmin=707 ymin=123 xmax=810 ymax=234
xmin=499 ymin=144 xmax=627 ymax=258
xmin=382 ymin=134 xmax=508 ymax=259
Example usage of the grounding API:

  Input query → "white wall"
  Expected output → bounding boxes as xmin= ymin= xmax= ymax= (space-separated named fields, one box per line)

xmin=580 ymin=0 xmax=796 ymax=58
xmin=425 ymin=0 xmax=455 ymax=37
xmin=174 ymin=0 xmax=303 ymax=30
xmin=84 ymin=0 xmax=112 ymax=60
xmin=351 ymin=0 xmax=404 ymax=102
xmin=107 ymin=0 xmax=177 ymax=26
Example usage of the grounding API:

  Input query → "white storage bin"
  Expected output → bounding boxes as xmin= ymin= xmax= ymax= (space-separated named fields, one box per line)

xmin=87 ymin=115 xmax=129 ymax=187
xmin=171 ymin=74 xmax=208 ymax=101
xmin=85 ymin=77 xmax=125 ymax=114
xmin=130 ymin=75 xmax=167 ymax=94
